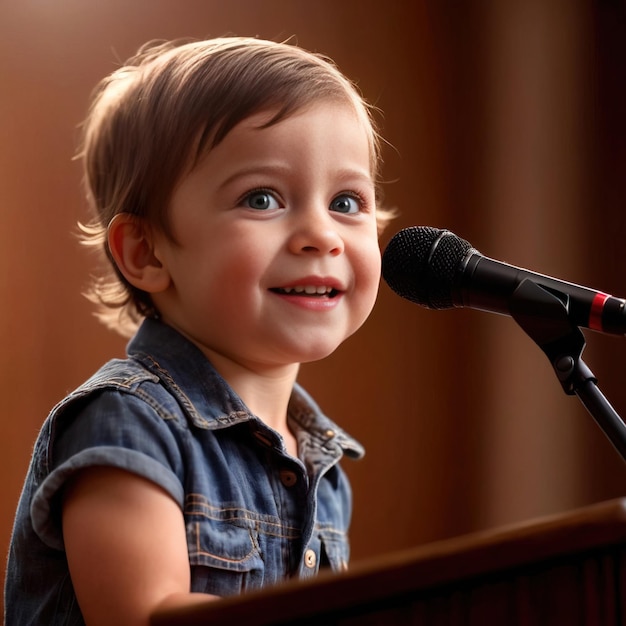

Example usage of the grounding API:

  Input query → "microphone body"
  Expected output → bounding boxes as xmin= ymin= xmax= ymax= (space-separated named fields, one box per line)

xmin=382 ymin=226 xmax=626 ymax=336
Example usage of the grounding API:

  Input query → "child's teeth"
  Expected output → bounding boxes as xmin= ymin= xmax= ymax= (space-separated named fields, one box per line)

xmin=284 ymin=286 xmax=331 ymax=294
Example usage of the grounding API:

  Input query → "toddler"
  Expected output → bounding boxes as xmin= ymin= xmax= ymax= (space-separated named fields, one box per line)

xmin=5 ymin=37 xmax=393 ymax=625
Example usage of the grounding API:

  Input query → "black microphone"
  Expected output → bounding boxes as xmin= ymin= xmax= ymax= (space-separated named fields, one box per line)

xmin=381 ymin=226 xmax=626 ymax=336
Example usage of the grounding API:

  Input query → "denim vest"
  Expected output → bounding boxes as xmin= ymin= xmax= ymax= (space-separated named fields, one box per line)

xmin=5 ymin=319 xmax=364 ymax=625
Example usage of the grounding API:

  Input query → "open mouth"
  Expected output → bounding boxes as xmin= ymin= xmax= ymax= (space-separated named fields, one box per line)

xmin=270 ymin=286 xmax=340 ymax=298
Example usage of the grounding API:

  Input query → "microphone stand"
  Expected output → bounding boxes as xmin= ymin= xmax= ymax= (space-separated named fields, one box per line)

xmin=509 ymin=278 xmax=626 ymax=463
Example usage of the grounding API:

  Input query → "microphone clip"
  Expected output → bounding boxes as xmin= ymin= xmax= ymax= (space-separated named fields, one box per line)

xmin=510 ymin=278 xmax=626 ymax=463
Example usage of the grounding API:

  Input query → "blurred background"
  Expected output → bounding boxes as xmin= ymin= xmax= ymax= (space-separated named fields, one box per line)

xmin=2 ymin=0 xmax=626 ymax=610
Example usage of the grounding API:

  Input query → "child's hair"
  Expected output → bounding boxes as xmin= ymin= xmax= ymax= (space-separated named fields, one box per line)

xmin=78 ymin=37 xmax=394 ymax=336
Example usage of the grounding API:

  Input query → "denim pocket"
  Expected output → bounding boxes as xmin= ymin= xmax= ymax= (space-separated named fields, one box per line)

xmin=318 ymin=526 xmax=350 ymax=572
xmin=185 ymin=494 xmax=265 ymax=595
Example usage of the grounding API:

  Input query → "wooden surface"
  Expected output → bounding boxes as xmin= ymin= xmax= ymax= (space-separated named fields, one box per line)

xmin=151 ymin=498 xmax=626 ymax=625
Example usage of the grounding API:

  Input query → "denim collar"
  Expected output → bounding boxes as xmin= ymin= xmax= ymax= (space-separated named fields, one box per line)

xmin=127 ymin=319 xmax=364 ymax=459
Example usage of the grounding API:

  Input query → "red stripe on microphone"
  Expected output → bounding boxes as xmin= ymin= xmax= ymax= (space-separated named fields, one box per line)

xmin=589 ymin=293 xmax=610 ymax=331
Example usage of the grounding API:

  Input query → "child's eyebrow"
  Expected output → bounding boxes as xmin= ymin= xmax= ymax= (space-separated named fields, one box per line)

xmin=334 ymin=169 xmax=375 ymax=186
xmin=217 ymin=164 xmax=293 ymax=190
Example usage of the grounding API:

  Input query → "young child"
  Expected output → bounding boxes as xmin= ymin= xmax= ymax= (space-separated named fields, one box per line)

xmin=5 ymin=37 xmax=393 ymax=625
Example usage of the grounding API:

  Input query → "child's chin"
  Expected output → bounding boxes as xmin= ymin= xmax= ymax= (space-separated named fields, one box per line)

xmin=298 ymin=344 xmax=343 ymax=364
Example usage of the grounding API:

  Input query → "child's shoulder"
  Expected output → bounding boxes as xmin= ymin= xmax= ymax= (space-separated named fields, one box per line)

xmin=54 ymin=357 xmax=161 ymax=411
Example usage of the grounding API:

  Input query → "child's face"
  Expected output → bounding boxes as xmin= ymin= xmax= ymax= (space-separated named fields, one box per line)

xmin=150 ymin=101 xmax=381 ymax=371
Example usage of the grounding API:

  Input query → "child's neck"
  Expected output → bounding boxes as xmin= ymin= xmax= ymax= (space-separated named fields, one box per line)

xmin=207 ymin=351 xmax=300 ymax=456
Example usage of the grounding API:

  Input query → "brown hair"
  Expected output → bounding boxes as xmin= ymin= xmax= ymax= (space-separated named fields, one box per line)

xmin=79 ymin=37 xmax=394 ymax=336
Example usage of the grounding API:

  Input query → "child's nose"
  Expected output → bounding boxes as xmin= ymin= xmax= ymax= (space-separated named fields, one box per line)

xmin=288 ymin=209 xmax=344 ymax=256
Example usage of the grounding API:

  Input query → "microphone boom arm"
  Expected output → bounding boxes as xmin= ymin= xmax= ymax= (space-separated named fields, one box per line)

xmin=510 ymin=279 xmax=626 ymax=463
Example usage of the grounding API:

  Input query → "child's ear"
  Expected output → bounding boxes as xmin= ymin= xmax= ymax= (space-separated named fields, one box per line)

xmin=107 ymin=213 xmax=170 ymax=293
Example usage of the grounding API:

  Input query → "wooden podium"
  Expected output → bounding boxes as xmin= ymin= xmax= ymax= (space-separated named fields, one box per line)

xmin=152 ymin=498 xmax=626 ymax=625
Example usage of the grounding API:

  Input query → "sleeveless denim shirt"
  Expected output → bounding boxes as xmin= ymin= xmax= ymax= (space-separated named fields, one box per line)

xmin=5 ymin=319 xmax=364 ymax=625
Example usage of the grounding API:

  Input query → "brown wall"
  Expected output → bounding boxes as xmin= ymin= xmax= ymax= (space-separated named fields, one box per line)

xmin=2 ymin=0 xmax=626 ymax=609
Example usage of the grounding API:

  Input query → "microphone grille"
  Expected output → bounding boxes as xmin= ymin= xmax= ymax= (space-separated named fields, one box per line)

xmin=382 ymin=226 xmax=473 ymax=309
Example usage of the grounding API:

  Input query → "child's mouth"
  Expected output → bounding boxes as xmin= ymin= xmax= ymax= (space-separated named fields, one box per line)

xmin=270 ymin=286 xmax=340 ymax=298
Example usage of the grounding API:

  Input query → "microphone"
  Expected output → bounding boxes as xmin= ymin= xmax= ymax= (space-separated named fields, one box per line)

xmin=381 ymin=226 xmax=626 ymax=336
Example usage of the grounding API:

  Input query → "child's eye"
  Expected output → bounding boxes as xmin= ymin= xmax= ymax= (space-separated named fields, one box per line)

xmin=330 ymin=193 xmax=362 ymax=214
xmin=242 ymin=190 xmax=281 ymax=211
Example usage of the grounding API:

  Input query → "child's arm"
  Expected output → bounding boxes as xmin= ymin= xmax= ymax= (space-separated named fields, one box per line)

xmin=62 ymin=466 xmax=218 ymax=626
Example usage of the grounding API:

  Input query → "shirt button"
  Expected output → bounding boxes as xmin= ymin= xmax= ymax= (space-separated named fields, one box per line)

xmin=304 ymin=549 xmax=317 ymax=569
xmin=279 ymin=469 xmax=298 ymax=487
